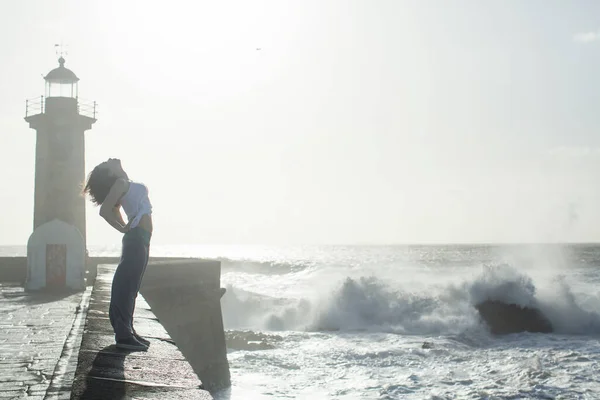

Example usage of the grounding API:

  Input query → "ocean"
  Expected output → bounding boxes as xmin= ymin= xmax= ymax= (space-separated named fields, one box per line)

xmin=4 ymin=244 xmax=600 ymax=399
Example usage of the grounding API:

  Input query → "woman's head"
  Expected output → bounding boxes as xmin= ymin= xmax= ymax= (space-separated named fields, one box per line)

xmin=83 ymin=158 xmax=128 ymax=205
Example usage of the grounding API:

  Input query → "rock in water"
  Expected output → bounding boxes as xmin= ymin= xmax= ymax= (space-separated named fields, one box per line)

xmin=475 ymin=300 xmax=553 ymax=334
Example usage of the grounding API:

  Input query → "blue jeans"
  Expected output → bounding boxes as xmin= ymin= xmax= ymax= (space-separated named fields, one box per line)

xmin=109 ymin=227 xmax=151 ymax=341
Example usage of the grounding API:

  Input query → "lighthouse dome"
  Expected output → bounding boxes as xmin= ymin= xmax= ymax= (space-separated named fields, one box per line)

xmin=44 ymin=57 xmax=79 ymax=83
xmin=44 ymin=57 xmax=79 ymax=98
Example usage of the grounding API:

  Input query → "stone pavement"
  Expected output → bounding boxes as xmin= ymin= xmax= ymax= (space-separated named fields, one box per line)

xmin=70 ymin=265 xmax=213 ymax=399
xmin=0 ymin=283 xmax=90 ymax=399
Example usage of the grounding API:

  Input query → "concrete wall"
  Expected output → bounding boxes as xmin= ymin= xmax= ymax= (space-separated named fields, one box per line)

xmin=85 ymin=256 xmax=199 ymax=284
xmin=0 ymin=257 xmax=26 ymax=282
xmin=0 ymin=256 xmax=204 ymax=284
xmin=140 ymin=260 xmax=231 ymax=391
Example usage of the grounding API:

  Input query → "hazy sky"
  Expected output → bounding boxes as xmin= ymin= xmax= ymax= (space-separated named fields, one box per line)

xmin=1 ymin=0 xmax=600 ymax=245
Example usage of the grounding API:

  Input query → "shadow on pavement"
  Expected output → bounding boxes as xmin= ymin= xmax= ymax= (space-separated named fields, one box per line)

xmin=79 ymin=345 xmax=126 ymax=399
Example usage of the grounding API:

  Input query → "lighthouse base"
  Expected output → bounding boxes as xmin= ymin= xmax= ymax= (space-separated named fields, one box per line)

xmin=26 ymin=219 xmax=85 ymax=292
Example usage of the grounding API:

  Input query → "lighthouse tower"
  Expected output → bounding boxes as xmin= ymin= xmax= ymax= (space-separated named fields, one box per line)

xmin=24 ymin=57 xmax=96 ymax=291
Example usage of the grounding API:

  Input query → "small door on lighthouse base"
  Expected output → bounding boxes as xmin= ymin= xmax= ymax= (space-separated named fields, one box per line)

xmin=26 ymin=219 xmax=85 ymax=291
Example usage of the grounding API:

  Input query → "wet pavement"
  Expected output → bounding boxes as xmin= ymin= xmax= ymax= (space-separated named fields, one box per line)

xmin=0 ymin=283 xmax=89 ymax=399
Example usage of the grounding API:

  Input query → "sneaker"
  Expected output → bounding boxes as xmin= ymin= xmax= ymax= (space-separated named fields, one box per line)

xmin=133 ymin=332 xmax=150 ymax=346
xmin=116 ymin=336 xmax=148 ymax=351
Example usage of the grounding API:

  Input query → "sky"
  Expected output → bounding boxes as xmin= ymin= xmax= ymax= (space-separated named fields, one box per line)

xmin=1 ymin=0 xmax=600 ymax=246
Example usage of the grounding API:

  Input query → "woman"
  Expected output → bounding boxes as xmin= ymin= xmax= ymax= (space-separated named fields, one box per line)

xmin=83 ymin=158 xmax=153 ymax=351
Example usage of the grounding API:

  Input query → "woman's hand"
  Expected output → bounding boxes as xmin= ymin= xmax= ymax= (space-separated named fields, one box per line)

xmin=121 ymin=220 xmax=132 ymax=233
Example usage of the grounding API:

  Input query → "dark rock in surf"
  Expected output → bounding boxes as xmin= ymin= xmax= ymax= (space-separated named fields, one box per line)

xmin=475 ymin=300 xmax=553 ymax=334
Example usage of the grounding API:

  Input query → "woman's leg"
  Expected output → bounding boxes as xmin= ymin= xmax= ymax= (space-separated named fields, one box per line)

xmin=109 ymin=236 xmax=146 ymax=343
xmin=131 ymin=242 xmax=150 ymax=342
xmin=135 ymin=242 xmax=150 ymax=293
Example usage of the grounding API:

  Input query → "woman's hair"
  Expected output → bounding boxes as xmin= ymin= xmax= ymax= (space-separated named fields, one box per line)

xmin=82 ymin=165 xmax=119 ymax=205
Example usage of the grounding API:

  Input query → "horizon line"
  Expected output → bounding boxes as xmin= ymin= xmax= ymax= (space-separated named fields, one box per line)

xmin=3 ymin=241 xmax=600 ymax=247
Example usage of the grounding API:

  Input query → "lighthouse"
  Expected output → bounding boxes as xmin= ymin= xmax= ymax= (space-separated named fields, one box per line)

xmin=23 ymin=57 xmax=96 ymax=291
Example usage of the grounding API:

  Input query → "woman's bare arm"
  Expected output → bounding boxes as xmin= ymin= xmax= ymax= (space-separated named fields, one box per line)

xmin=99 ymin=179 xmax=129 ymax=233
xmin=113 ymin=206 xmax=128 ymax=227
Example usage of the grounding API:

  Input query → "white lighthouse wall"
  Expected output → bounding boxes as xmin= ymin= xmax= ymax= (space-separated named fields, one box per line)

xmin=26 ymin=219 xmax=85 ymax=291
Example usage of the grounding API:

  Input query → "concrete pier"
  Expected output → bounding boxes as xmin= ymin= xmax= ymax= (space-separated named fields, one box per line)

xmin=0 ymin=259 xmax=231 ymax=398
xmin=70 ymin=265 xmax=213 ymax=399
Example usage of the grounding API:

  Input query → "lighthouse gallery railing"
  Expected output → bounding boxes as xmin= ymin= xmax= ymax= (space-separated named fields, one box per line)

xmin=25 ymin=96 xmax=98 ymax=119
